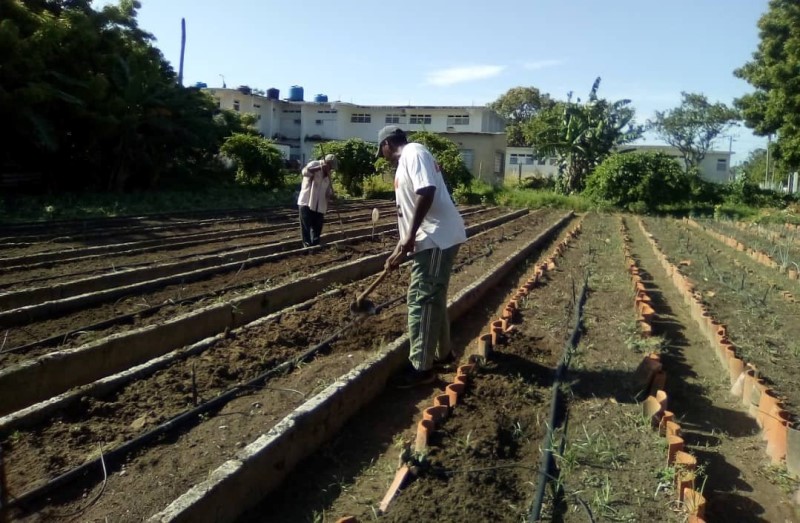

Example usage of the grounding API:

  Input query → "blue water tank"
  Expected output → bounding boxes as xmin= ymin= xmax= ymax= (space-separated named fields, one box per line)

xmin=288 ymin=85 xmax=304 ymax=102
xmin=314 ymin=94 xmax=328 ymax=103
xmin=193 ymin=82 xmax=208 ymax=89
xmin=267 ymin=88 xmax=280 ymax=100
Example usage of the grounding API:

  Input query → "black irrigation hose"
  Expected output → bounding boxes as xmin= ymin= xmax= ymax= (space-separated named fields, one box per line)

xmin=528 ymin=276 xmax=589 ymax=523
xmin=6 ymin=294 xmax=403 ymax=513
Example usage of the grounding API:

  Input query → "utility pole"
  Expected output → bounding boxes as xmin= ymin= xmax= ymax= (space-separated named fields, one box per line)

xmin=727 ymin=135 xmax=736 ymax=181
xmin=219 ymin=74 xmax=226 ymax=89
xmin=178 ymin=18 xmax=186 ymax=86
xmin=765 ymin=134 xmax=772 ymax=188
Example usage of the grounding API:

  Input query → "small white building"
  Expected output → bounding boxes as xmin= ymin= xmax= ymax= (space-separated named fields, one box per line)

xmin=205 ymin=87 xmax=505 ymax=180
xmin=504 ymin=144 xmax=733 ymax=184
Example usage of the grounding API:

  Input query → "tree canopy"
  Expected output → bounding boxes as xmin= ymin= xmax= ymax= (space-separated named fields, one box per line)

xmin=488 ymin=87 xmax=555 ymax=147
xmin=648 ymin=92 xmax=739 ymax=172
xmin=735 ymin=0 xmax=800 ymax=166
xmin=0 ymin=0 xmax=244 ymax=192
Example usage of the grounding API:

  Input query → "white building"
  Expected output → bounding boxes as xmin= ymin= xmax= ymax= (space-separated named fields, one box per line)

xmin=205 ymin=87 xmax=506 ymax=181
xmin=504 ymin=144 xmax=733 ymax=184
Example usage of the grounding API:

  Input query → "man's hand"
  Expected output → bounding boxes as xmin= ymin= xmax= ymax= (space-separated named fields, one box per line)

xmin=385 ymin=237 xmax=415 ymax=270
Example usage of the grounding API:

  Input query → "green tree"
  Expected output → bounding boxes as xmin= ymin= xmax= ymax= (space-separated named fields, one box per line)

xmin=0 ymin=0 xmax=236 ymax=192
xmin=525 ymin=77 xmax=643 ymax=193
xmin=734 ymin=0 xmax=800 ymax=166
xmin=407 ymin=131 xmax=472 ymax=192
xmin=733 ymin=147 xmax=789 ymax=186
xmin=312 ymin=139 xmax=375 ymax=197
xmin=585 ymin=152 xmax=689 ymax=211
xmin=648 ymin=92 xmax=739 ymax=173
xmin=488 ymin=86 xmax=555 ymax=146
xmin=220 ymin=134 xmax=285 ymax=188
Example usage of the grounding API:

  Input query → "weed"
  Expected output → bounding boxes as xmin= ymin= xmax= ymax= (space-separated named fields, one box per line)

xmin=759 ymin=464 xmax=800 ymax=494
xmin=453 ymin=430 xmax=474 ymax=454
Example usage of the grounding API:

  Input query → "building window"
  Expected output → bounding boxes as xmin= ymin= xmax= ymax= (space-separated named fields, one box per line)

xmin=538 ymin=158 xmax=546 ymax=166
xmin=215 ymin=98 xmax=221 ymax=108
xmin=510 ymin=153 xmax=534 ymax=165
xmin=351 ymin=113 xmax=371 ymax=123
xmin=494 ymin=152 xmax=503 ymax=174
xmin=385 ymin=114 xmax=402 ymax=124
xmin=233 ymin=100 xmax=240 ymax=111
xmin=460 ymin=149 xmax=474 ymax=170
xmin=293 ymin=119 xmax=301 ymax=124
xmin=253 ymin=103 xmax=261 ymax=108
xmin=317 ymin=109 xmax=337 ymax=114
xmin=549 ymin=158 xmax=558 ymax=166
xmin=716 ymin=158 xmax=728 ymax=172
xmin=315 ymin=119 xmax=323 ymax=125
xmin=447 ymin=114 xmax=470 ymax=125
xmin=409 ymin=114 xmax=432 ymax=125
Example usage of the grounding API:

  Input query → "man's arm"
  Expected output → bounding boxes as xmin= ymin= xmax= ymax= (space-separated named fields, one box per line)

xmin=385 ymin=186 xmax=435 ymax=270
xmin=302 ymin=161 xmax=323 ymax=177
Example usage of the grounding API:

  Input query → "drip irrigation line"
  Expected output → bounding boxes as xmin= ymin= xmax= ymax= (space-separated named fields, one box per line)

xmin=433 ymin=464 xmax=594 ymax=522
xmin=528 ymin=275 xmax=589 ymax=523
xmin=6 ymin=294 xmax=400 ymax=513
xmin=1 ymin=254 xmax=352 ymax=357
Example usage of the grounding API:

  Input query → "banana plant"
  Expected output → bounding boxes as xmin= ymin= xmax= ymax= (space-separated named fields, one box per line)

xmin=526 ymin=77 xmax=643 ymax=194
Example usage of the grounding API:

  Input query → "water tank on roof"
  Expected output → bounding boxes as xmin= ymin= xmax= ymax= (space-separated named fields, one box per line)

xmin=267 ymin=88 xmax=280 ymax=100
xmin=314 ymin=94 xmax=328 ymax=103
xmin=288 ymin=85 xmax=304 ymax=102
xmin=193 ymin=82 xmax=208 ymax=89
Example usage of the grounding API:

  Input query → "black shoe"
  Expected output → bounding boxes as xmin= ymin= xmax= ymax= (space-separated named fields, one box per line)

xmin=433 ymin=352 xmax=457 ymax=370
xmin=392 ymin=367 xmax=436 ymax=389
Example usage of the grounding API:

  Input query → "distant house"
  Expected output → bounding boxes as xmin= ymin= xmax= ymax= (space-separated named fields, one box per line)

xmin=504 ymin=144 xmax=733 ymax=184
xmin=205 ymin=87 xmax=507 ymax=183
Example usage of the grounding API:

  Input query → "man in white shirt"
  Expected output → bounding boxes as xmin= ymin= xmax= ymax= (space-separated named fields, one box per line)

xmin=377 ymin=126 xmax=467 ymax=388
xmin=297 ymin=154 xmax=337 ymax=247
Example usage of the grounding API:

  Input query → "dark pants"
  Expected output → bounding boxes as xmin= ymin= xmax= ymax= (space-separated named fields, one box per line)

xmin=299 ymin=205 xmax=325 ymax=247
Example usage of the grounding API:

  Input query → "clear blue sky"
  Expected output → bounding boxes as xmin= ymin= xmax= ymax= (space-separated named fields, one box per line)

xmin=99 ymin=0 xmax=770 ymax=164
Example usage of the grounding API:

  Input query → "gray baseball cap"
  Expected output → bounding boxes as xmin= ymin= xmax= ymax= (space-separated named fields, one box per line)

xmin=376 ymin=126 xmax=406 ymax=158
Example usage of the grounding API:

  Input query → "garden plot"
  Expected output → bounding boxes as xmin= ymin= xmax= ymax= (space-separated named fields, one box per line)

xmin=692 ymin=218 xmax=800 ymax=279
xmin=0 ymin=207 xmax=509 ymax=367
xmin=2 ymin=210 xmax=567 ymax=522
xmin=626 ymin=218 xmax=799 ymax=522
xmin=642 ymin=217 xmax=800 ymax=415
xmin=248 ymin=214 xmax=672 ymax=523
xmin=0 ymin=203 xmax=403 ymax=288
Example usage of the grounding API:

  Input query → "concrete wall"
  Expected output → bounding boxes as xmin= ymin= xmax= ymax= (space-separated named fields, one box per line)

xmin=444 ymin=132 xmax=508 ymax=185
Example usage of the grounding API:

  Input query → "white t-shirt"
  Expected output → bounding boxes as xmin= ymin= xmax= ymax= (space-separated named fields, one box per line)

xmin=297 ymin=160 xmax=332 ymax=214
xmin=394 ymin=143 xmax=466 ymax=252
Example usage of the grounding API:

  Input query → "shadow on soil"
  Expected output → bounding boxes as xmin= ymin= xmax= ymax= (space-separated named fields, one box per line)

xmin=638 ymin=265 xmax=771 ymax=523
xmin=236 ymin=380 xmax=437 ymax=523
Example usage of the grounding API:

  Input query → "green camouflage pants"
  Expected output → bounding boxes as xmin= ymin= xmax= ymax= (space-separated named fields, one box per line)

xmin=407 ymin=244 xmax=460 ymax=371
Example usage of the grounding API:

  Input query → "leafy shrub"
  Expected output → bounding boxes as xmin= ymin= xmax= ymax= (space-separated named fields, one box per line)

xmin=313 ymin=139 xmax=375 ymax=197
xmin=725 ymin=178 xmax=788 ymax=208
xmin=585 ymin=152 xmax=689 ymax=211
xmin=220 ymin=134 xmax=285 ymax=189
xmin=408 ymin=131 xmax=472 ymax=192
xmin=362 ymin=174 xmax=394 ymax=199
